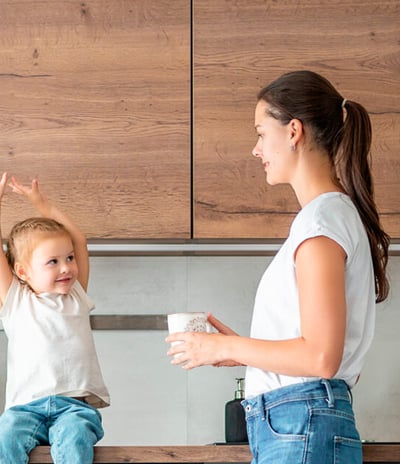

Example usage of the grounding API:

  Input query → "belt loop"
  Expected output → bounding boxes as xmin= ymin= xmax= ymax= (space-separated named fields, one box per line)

xmin=260 ymin=393 xmax=267 ymax=421
xmin=321 ymin=379 xmax=335 ymax=408
xmin=347 ymin=385 xmax=353 ymax=405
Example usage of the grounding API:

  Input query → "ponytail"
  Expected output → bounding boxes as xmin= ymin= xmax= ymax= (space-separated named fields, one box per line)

xmin=336 ymin=101 xmax=390 ymax=302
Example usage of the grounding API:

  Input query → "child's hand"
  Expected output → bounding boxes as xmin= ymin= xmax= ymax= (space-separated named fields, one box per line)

xmin=0 ymin=172 xmax=8 ymax=200
xmin=9 ymin=177 xmax=49 ymax=211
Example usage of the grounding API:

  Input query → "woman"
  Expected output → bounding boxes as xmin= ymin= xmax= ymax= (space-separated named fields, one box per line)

xmin=166 ymin=70 xmax=390 ymax=463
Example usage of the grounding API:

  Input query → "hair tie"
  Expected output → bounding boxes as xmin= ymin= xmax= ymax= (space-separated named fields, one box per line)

xmin=341 ymin=98 xmax=347 ymax=109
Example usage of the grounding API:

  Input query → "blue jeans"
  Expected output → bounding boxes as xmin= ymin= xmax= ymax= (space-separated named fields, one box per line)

xmin=242 ymin=379 xmax=362 ymax=464
xmin=0 ymin=396 xmax=104 ymax=464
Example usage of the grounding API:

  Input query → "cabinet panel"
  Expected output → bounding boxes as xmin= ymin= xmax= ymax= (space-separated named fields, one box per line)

xmin=0 ymin=1 xmax=191 ymax=239
xmin=193 ymin=0 xmax=400 ymax=238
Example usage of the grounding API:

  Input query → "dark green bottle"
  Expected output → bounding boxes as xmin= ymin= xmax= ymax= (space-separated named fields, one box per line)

xmin=225 ymin=378 xmax=248 ymax=443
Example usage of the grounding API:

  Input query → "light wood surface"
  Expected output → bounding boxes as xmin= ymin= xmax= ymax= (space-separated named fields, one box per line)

xmin=0 ymin=1 xmax=191 ymax=239
xmin=28 ymin=445 xmax=250 ymax=463
xmin=28 ymin=444 xmax=400 ymax=463
xmin=193 ymin=0 xmax=400 ymax=238
xmin=0 ymin=1 xmax=398 ymax=240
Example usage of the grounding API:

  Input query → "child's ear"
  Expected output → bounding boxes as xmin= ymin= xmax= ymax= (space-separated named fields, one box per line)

xmin=14 ymin=262 xmax=28 ymax=282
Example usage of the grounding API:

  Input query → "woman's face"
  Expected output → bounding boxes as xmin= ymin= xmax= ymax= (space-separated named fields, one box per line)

xmin=252 ymin=100 xmax=296 ymax=185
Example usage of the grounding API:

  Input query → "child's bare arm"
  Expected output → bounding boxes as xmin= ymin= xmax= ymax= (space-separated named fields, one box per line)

xmin=0 ymin=173 xmax=14 ymax=305
xmin=9 ymin=177 xmax=90 ymax=291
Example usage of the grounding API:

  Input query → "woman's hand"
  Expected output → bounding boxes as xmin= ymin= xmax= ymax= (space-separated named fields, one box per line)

xmin=207 ymin=313 xmax=239 ymax=336
xmin=166 ymin=332 xmax=227 ymax=369
xmin=166 ymin=313 xmax=243 ymax=369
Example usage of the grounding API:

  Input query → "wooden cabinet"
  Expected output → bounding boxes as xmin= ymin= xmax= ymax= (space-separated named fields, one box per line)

xmin=0 ymin=1 xmax=398 ymax=240
xmin=193 ymin=0 xmax=400 ymax=239
xmin=0 ymin=1 xmax=191 ymax=239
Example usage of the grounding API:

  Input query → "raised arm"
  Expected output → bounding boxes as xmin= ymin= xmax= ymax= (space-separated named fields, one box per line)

xmin=9 ymin=177 xmax=90 ymax=291
xmin=0 ymin=173 xmax=14 ymax=304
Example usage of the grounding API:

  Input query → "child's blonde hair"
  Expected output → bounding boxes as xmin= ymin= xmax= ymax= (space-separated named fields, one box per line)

xmin=6 ymin=217 xmax=71 ymax=270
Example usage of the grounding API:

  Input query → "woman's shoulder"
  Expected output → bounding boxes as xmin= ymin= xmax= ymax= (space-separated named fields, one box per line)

xmin=296 ymin=192 xmax=357 ymax=226
xmin=306 ymin=191 xmax=353 ymax=213
xmin=290 ymin=192 xmax=365 ymax=254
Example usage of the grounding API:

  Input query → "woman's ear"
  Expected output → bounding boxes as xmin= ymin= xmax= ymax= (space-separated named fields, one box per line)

xmin=288 ymin=118 xmax=303 ymax=148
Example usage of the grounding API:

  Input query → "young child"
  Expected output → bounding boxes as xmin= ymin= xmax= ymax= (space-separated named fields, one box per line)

xmin=0 ymin=172 xmax=110 ymax=464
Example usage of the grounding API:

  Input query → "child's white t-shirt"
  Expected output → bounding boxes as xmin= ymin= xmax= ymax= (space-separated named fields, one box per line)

xmin=245 ymin=192 xmax=376 ymax=398
xmin=0 ymin=278 xmax=110 ymax=410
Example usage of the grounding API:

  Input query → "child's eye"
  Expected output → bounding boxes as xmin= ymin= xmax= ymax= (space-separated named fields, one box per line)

xmin=48 ymin=259 xmax=58 ymax=265
xmin=67 ymin=255 xmax=74 ymax=262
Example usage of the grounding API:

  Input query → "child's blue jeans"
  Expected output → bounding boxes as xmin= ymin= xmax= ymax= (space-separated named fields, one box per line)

xmin=242 ymin=379 xmax=362 ymax=464
xmin=0 ymin=395 xmax=104 ymax=464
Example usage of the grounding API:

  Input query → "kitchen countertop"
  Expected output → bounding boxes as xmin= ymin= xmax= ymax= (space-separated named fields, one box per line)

xmin=28 ymin=443 xmax=400 ymax=463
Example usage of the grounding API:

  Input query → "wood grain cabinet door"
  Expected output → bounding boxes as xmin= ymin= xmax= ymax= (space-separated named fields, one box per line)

xmin=193 ymin=0 xmax=400 ymax=239
xmin=0 ymin=0 xmax=191 ymax=239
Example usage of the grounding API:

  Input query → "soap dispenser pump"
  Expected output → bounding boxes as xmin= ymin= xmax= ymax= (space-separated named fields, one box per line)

xmin=225 ymin=377 xmax=248 ymax=443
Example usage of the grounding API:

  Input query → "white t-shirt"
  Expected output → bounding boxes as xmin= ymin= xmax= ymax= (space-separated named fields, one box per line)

xmin=245 ymin=192 xmax=375 ymax=398
xmin=0 ymin=277 xmax=110 ymax=410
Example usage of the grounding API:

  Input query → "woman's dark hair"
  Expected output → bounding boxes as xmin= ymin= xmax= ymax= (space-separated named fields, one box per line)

xmin=258 ymin=70 xmax=390 ymax=302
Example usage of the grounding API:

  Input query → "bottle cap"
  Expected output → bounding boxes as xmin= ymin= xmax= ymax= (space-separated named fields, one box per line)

xmin=235 ymin=378 xmax=245 ymax=400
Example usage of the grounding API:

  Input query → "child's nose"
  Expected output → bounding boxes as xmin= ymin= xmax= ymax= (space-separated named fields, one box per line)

xmin=60 ymin=262 xmax=70 ymax=273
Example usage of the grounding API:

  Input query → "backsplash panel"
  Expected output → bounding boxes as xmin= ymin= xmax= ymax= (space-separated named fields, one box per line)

xmin=1 ymin=255 xmax=399 ymax=443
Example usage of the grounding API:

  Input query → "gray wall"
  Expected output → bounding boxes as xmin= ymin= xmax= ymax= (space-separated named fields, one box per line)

xmin=1 ymin=255 xmax=399 ymax=444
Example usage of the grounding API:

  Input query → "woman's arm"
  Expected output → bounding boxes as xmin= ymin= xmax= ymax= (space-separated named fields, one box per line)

xmin=167 ymin=236 xmax=347 ymax=377
xmin=9 ymin=177 xmax=90 ymax=291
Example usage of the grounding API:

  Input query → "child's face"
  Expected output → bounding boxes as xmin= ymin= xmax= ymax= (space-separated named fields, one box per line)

xmin=18 ymin=235 xmax=78 ymax=295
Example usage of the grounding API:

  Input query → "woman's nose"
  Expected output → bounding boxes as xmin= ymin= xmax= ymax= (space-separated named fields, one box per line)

xmin=252 ymin=143 xmax=261 ymax=158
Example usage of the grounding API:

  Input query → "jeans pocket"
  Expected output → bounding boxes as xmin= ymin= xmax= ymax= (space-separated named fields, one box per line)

xmin=266 ymin=402 xmax=307 ymax=440
xmin=333 ymin=436 xmax=362 ymax=464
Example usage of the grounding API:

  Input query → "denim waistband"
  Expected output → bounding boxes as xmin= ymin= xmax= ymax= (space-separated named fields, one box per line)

xmin=242 ymin=379 xmax=351 ymax=416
